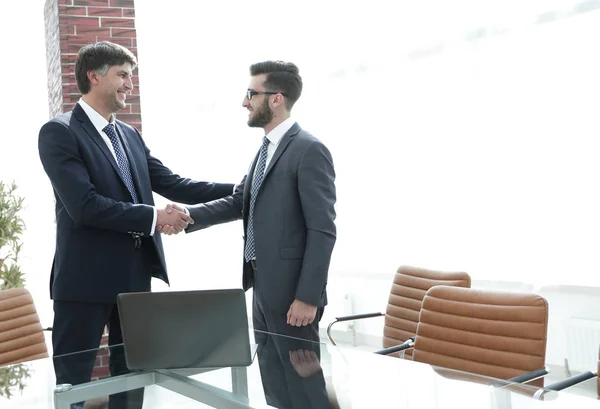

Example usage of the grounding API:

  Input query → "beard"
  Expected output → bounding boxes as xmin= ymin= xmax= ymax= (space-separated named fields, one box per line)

xmin=248 ymin=98 xmax=273 ymax=128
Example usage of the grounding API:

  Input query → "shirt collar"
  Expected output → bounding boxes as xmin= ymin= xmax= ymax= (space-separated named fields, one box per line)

xmin=78 ymin=98 xmax=116 ymax=135
xmin=265 ymin=117 xmax=295 ymax=146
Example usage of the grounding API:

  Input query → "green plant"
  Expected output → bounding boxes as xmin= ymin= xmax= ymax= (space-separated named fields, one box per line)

xmin=0 ymin=181 xmax=26 ymax=289
xmin=0 ymin=364 xmax=30 ymax=398
xmin=0 ymin=181 xmax=30 ymax=398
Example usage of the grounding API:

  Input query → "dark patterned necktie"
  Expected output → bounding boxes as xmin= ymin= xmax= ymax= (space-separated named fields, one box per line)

xmin=244 ymin=137 xmax=270 ymax=261
xmin=103 ymin=123 xmax=139 ymax=203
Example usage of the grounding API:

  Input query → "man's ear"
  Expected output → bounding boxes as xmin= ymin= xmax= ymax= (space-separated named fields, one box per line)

xmin=87 ymin=70 xmax=100 ymax=87
xmin=272 ymin=93 xmax=285 ymax=108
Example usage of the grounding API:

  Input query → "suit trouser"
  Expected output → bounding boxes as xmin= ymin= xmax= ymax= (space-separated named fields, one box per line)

xmin=252 ymin=284 xmax=330 ymax=409
xmin=52 ymin=301 xmax=144 ymax=409
xmin=52 ymin=245 xmax=152 ymax=409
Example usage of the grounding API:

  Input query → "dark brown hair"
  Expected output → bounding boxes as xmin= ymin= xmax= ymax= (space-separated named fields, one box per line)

xmin=75 ymin=41 xmax=137 ymax=94
xmin=250 ymin=61 xmax=302 ymax=109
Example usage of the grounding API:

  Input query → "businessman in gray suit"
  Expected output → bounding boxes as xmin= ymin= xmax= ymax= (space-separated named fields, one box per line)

xmin=180 ymin=61 xmax=336 ymax=407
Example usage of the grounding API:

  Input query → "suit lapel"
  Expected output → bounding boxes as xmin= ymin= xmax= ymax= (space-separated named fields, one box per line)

xmin=73 ymin=105 xmax=123 ymax=181
xmin=115 ymin=122 xmax=143 ymax=202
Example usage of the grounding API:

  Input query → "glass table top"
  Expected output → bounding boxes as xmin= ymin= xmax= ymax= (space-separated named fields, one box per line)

xmin=1 ymin=329 xmax=598 ymax=409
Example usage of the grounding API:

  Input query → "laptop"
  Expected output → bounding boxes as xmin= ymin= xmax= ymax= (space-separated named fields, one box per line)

xmin=117 ymin=288 xmax=255 ymax=370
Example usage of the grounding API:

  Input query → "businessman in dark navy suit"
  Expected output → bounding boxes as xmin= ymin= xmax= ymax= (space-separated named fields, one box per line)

xmin=38 ymin=41 xmax=234 ymax=408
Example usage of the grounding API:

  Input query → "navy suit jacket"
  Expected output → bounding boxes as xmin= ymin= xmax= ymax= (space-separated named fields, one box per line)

xmin=38 ymin=104 xmax=234 ymax=303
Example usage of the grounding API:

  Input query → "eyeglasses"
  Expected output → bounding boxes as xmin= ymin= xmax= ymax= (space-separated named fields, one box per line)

xmin=246 ymin=89 xmax=288 ymax=100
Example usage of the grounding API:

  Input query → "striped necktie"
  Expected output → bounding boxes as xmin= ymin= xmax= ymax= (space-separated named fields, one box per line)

xmin=244 ymin=137 xmax=270 ymax=261
xmin=103 ymin=123 xmax=139 ymax=203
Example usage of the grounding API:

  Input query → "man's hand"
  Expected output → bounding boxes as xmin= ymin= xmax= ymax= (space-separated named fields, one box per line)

xmin=156 ymin=203 xmax=193 ymax=235
xmin=165 ymin=203 xmax=186 ymax=215
xmin=289 ymin=349 xmax=321 ymax=378
xmin=286 ymin=299 xmax=317 ymax=327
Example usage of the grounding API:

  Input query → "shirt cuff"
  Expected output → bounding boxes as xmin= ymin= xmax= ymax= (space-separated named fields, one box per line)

xmin=150 ymin=207 xmax=158 ymax=236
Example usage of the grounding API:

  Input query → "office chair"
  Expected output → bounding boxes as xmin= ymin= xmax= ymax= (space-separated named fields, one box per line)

xmin=327 ymin=265 xmax=470 ymax=360
xmin=0 ymin=287 xmax=49 ymax=366
xmin=377 ymin=285 xmax=549 ymax=386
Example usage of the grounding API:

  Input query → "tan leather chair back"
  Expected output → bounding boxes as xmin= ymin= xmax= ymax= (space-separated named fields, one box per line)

xmin=0 ymin=288 xmax=48 ymax=366
xmin=383 ymin=266 xmax=471 ymax=359
xmin=413 ymin=286 xmax=548 ymax=387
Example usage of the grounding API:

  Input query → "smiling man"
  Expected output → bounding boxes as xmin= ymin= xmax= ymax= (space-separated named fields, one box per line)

xmin=181 ymin=61 xmax=337 ymax=408
xmin=187 ymin=61 xmax=337 ymax=335
xmin=38 ymin=41 xmax=234 ymax=409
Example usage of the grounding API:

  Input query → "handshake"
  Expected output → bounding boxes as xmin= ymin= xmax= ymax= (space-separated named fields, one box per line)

xmin=156 ymin=204 xmax=194 ymax=235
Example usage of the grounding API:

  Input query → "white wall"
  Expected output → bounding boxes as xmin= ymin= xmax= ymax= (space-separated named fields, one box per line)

xmin=133 ymin=0 xmax=600 ymax=291
xmin=0 ymin=2 xmax=57 ymax=325
xmin=539 ymin=286 xmax=600 ymax=372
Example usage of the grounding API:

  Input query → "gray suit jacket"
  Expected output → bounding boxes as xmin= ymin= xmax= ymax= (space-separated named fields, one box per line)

xmin=187 ymin=123 xmax=336 ymax=312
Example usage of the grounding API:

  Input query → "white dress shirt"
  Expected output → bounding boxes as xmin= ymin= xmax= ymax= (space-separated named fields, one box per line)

xmin=251 ymin=117 xmax=295 ymax=188
xmin=78 ymin=99 xmax=158 ymax=235
xmin=264 ymin=116 xmax=295 ymax=171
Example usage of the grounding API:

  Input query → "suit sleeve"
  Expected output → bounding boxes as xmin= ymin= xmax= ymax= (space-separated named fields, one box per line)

xmin=138 ymin=130 xmax=235 ymax=204
xmin=185 ymin=175 xmax=246 ymax=233
xmin=38 ymin=121 xmax=154 ymax=235
xmin=295 ymin=141 xmax=337 ymax=305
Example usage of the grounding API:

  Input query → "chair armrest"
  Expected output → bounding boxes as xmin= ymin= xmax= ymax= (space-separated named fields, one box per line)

xmin=533 ymin=371 xmax=597 ymax=400
xmin=326 ymin=312 xmax=384 ymax=346
xmin=507 ymin=368 xmax=548 ymax=384
xmin=334 ymin=312 xmax=385 ymax=322
xmin=374 ymin=337 xmax=415 ymax=355
xmin=544 ymin=371 xmax=597 ymax=392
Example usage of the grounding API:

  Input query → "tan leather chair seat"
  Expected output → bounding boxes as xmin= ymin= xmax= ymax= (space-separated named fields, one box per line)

xmin=383 ymin=266 xmax=471 ymax=358
xmin=413 ymin=286 xmax=548 ymax=387
xmin=0 ymin=288 xmax=48 ymax=366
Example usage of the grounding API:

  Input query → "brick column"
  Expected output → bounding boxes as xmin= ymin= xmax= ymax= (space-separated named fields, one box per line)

xmin=92 ymin=328 xmax=110 ymax=380
xmin=44 ymin=0 xmax=142 ymax=132
xmin=43 ymin=0 xmax=142 ymax=381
